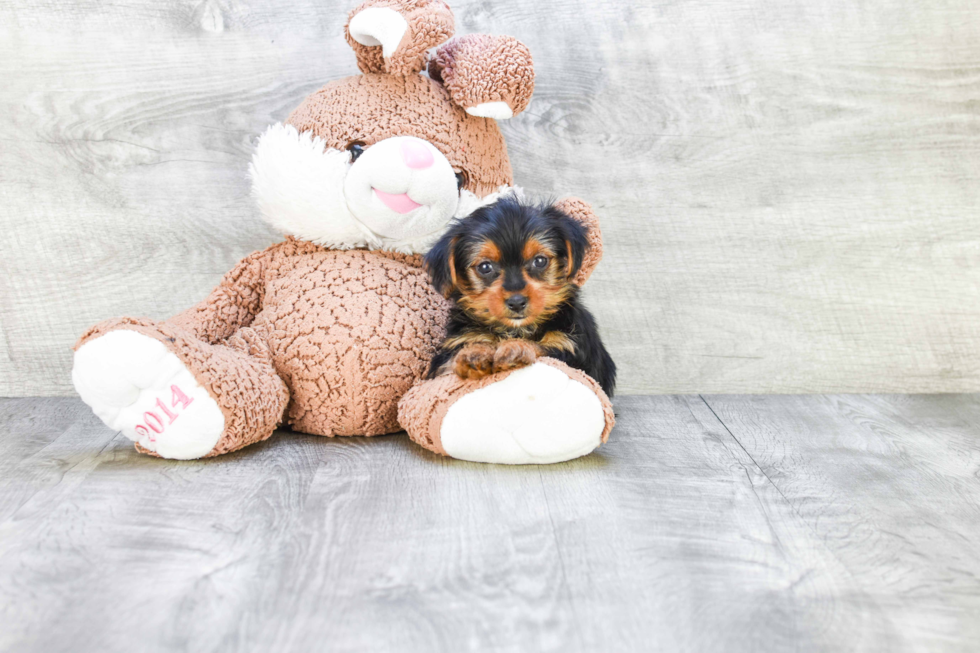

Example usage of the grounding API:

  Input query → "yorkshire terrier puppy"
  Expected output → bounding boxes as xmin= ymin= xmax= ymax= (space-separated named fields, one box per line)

xmin=424 ymin=197 xmax=616 ymax=396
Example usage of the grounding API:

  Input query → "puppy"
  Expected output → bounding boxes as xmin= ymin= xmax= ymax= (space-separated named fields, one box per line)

xmin=424 ymin=197 xmax=616 ymax=396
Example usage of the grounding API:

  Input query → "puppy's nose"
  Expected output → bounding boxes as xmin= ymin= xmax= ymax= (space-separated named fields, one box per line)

xmin=505 ymin=295 xmax=528 ymax=312
xmin=401 ymin=139 xmax=434 ymax=169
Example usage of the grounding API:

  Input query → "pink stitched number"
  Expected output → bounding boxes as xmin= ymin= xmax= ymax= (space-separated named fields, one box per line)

xmin=135 ymin=424 xmax=155 ymax=443
xmin=135 ymin=386 xmax=194 ymax=440
xmin=171 ymin=385 xmax=194 ymax=410
xmin=156 ymin=398 xmax=178 ymax=424
xmin=144 ymin=411 xmax=164 ymax=434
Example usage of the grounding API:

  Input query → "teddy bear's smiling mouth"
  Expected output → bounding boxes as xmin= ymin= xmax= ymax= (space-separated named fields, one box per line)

xmin=373 ymin=187 xmax=423 ymax=214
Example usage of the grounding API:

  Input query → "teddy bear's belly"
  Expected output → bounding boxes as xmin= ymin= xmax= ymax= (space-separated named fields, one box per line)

xmin=256 ymin=251 xmax=449 ymax=437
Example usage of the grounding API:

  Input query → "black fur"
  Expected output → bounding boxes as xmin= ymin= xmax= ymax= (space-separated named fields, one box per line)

xmin=424 ymin=197 xmax=617 ymax=396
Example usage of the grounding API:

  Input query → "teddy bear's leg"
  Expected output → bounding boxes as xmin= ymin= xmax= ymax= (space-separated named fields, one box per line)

xmin=72 ymin=318 xmax=288 ymax=460
xmin=398 ymin=358 xmax=615 ymax=465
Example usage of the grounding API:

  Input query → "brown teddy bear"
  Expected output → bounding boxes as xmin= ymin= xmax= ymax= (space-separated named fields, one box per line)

xmin=71 ymin=0 xmax=615 ymax=464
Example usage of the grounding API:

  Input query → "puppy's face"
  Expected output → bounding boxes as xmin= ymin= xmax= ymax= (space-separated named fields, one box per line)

xmin=425 ymin=198 xmax=589 ymax=330
xmin=459 ymin=235 xmax=573 ymax=328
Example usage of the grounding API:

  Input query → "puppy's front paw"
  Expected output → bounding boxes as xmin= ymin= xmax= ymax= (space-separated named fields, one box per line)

xmin=454 ymin=344 xmax=496 ymax=380
xmin=493 ymin=339 xmax=537 ymax=373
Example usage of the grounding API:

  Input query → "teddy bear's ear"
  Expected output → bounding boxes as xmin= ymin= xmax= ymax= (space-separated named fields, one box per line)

xmin=345 ymin=0 xmax=455 ymax=76
xmin=428 ymin=34 xmax=535 ymax=120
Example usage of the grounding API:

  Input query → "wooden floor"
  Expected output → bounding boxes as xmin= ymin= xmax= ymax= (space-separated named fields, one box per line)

xmin=1 ymin=395 xmax=978 ymax=652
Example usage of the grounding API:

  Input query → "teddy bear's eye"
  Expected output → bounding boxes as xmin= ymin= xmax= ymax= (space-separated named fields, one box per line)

xmin=455 ymin=171 xmax=468 ymax=191
xmin=347 ymin=141 xmax=366 ymax=163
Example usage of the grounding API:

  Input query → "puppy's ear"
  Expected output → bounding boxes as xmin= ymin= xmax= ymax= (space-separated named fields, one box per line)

xmin=424 ymin=234 xmax=459 ymax=298
xmin=428 ymin=34 xmax=535 ymax=119
xmin=543 ymin=204 xmax=590 ymax=282
xmin=552 ymin=198 xmax=604 ymax=286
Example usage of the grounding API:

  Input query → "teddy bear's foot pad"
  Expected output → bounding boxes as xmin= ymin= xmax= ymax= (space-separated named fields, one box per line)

xmin=72 ymin=330 xmax=225 ymax=459
xmin=440 ymin=362 xmax=606 ymax=464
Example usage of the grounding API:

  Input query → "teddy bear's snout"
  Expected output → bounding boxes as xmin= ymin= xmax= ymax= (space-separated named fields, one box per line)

xmin=401 ymin=139 xmax=434 ymax=170
xmin=343 ymin=135 xmax=461 ymax=242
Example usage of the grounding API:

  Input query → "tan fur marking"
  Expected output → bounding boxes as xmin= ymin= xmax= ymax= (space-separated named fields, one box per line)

xmin=460 ymin=239 xmax=510 ymax=325
xmin=538 ymin=331 xmax=576 ymax=354
xmin=458 ymin=288 xmax=497 ymax=321
xmin=447 ymin=245 xmax=458 ymax=297
xmin=459 ymin=277 xmax=572 ymax=331
xmin=522 ymin=238 xmax=553 ymax=261
xmin=474 ymin=241 xmax=501 ymax=265
xmin=442 ymin=331 xmax=498 ymax=350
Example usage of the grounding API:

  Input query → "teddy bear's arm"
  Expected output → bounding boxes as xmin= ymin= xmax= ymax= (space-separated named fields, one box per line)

xmin=555 ymin=197 xmax=604 ymax=286
xmin=166 ymin=247 xmax=272 ymax=344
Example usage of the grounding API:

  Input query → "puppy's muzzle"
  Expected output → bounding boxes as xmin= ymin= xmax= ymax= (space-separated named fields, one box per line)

xmin=505 ymin=294 xmax=528 ymax=314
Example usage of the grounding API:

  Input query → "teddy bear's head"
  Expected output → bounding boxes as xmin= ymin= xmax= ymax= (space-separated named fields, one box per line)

xmin=250 ymin=0 xmax=535 ymax=254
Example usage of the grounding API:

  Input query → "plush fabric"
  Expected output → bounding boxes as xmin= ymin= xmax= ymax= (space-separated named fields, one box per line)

xmin=71 ymin=0 xmax=614 ymax=464
xmin=76 ymin=316 xmax=289 ymax=458
xmin=286 ymin=73 xmax=512 ymax=198
xmin=73 ymin=330 xmax=227 ymax=459
xmin=346 ymin=0 xmax=455 ymax=76
xmin=251 ymin=122 xmax=523 ymax=254
xmin=429 ymin=34 xmax=535 ymax=118
xmin=398 ymin=358 xmax=615 ymax=460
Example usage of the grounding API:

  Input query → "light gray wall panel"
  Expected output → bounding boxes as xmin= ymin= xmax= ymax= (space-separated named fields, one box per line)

xmin=2 ymin=0 xmax=979 ymax=395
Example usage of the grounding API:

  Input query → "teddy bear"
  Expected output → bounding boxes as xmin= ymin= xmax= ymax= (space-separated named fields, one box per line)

xmin=71 ymin=0 xmax=615 ymax=465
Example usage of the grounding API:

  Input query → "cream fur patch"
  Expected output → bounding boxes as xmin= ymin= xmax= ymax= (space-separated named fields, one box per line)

xmin=348 ymin=7 xmax=408 ymax=58
xmin=251 ymin=124 xmax=375 ymax=251
xmin=439 ymin=363 xmax=605 ymax=464
xmin=466 ymin=101 xmax=514 ymax=120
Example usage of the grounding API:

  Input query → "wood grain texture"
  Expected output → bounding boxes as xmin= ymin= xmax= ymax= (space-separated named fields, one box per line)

xmin=702 ymin=393 xmax=980 ymax=650
xmin=2 ymin=394 xmax=979 ymax=651
xmin=2 ymin=0 xmax=980 ymax=395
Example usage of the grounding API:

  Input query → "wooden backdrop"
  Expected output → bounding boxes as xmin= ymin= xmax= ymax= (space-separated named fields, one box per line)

xmin=2 ymin=0 xmax=980 ymax=396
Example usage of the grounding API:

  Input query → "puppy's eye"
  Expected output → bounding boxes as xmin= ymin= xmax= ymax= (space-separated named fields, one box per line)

xmin=455 ymin=171 xmax=468 ymax=191
xmin=531 ymin=255 xmax=549 ymax=269
xmin=347 ymin=141 xmax=366 ymax=163
xmin=476 ymin=261 xmax=495 ymax=276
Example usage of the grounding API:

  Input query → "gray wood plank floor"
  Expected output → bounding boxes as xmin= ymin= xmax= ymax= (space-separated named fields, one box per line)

xmin=1 ymin=395 xmax=978 ymax=652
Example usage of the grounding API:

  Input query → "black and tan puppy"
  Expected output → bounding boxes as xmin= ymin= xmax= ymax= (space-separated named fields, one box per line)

xmin=424 ymin=197 xmax=616 ymax=396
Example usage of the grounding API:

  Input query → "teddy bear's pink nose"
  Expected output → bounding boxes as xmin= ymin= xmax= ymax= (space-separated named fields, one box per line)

xmin=401 ymin=139 xmax=434 ymax=169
